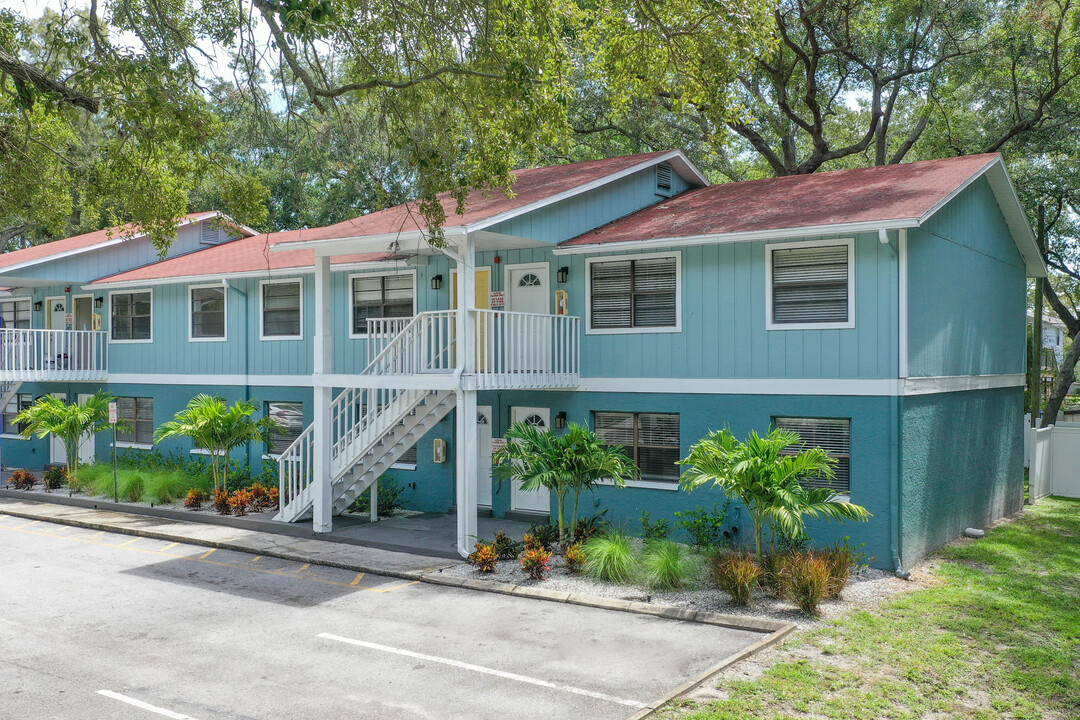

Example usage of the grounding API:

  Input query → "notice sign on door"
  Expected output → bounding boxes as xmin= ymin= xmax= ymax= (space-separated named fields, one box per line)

xmin=489 ymin=291 xmax=505 ymax=308
xmin=491 ymin=438 xmax=507 ymax=455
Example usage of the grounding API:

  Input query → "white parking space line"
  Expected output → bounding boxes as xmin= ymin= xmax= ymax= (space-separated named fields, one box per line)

xmin=317 ymin=632 xmax=648 ymax=709
xmin=97 ymin=690 xmax=202 ymax=719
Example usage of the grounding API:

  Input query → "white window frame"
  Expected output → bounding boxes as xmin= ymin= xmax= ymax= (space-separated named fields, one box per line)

xmin=0 ymin=392 xmax=32 ymax=439
xmin=115 ymin=395 xmax=155 ymax=446
xmin=108 ymin=288 xmax=154 ymax=344
xmin=347 ymin=269 xmax=418 ymax=339
xmin=584 ymin=250 xmax=682 ymax=335
xmin=188 ymin=283 xmax=228 ymax=342
xmin=263 ymin=400 xmax=305 ymax=458
xmin=259 ymin=278 xmax=304 ymax=341
xmin=593 ymin=410 xmax=682 ymax=490
xmin=765 ymin=237 xmax=856 ymax=331
xmin=0 ymin=297 xmax=31 ymax=329
xmin=774 ymin=415 xmax=852 ymax=500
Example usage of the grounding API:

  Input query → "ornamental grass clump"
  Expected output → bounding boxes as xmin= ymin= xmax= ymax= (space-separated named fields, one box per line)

xmin=641 ymin=540 xmax=694 ymax=590
xmin=712 ymin=551 xmax=761 ymax=606
xmin=821 ymin=542 xmax=857 ymax=599
xmin=468 ymin=541 xmax=499 ymax=573
xmin=520 ymin=547 xmax=552 ymax=581
xmin=582 ymin=530 xmax=637 ymax=584
xmin=783 ymin=550 xmax=832 ymax=615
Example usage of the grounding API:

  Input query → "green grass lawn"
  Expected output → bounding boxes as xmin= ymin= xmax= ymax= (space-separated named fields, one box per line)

xmin=661 ymin=497 xmax=1080 ymax=720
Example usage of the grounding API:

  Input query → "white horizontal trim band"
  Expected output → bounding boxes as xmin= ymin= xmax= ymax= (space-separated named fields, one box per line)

xmin=902 ymin=373 xmax=1026 ymax=395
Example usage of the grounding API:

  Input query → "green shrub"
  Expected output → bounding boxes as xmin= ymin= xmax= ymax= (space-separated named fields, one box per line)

xmin=712 ymin=551 xmax=761 ymax=606
xmin=493 ymin=530 xmax=523 ymax=560
xmin=526 ymin=523 xmax=559 ymax=551
xmin=640 ymin=511 xmax=672 ymax=542
xmin=42 ymin=466 xmax=67 ymax=490
xmin=821 ymin=542 xmax=857 ymax=599
xmin=583 ymin=530 xmax=637 ymax=583
xmin=66 ymin=466 xmax=99 ymax=493
xmin=118 ymin=471 xmax=145 ymax=502
xmin=347 ymin=475 xmax=405 ymax=515
xmin=674 ymin=501 xmax=731 ymax=550
xmin=783 ymin=551 xmax=831 ymax=615
xmin=144 ymin=470 xmax=199 ymax=505
xmin=641 ymin=540 xmax=694 ymax=590
xmin=572 ymin=511 xmax=609 ymax=543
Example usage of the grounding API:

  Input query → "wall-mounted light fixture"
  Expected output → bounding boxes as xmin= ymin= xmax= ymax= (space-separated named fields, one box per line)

xmin=554 ymin=411 xmax=567 ymax=429
xmin=94 ymin=296 xmax=104 ymax=309
xmin=431 ymin=274 xmax=443 ymax=291
xmin=33 ymin=301 xmax=43 ymax=312
xmin=557 ymin=266 xmax=569 ymax=283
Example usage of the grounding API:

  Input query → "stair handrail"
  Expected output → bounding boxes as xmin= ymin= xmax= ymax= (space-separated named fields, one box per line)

xmin=362 ymin=310 xmax=457 ymax=376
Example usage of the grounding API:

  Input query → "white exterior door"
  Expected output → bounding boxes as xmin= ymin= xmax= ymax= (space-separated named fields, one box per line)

xmin=506 ymin=264 xmax=551 ymax=372
xmin=49 ymin=392 xmax=66 ymax=465
xmin=477 ymin=405 xmax=493 ymax=506
xmin=77 ymin=393 xmax=95 ymax=466
xmin=510 ymin=406 xmax=551 ymax=514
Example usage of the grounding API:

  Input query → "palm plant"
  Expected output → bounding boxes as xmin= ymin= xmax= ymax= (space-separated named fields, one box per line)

xmin=680 ymin=427 xmax=870 ymax=562
xmin=154 ymin=395 xmax=281 ymax=492
xmin=15 ymin=391 xmax=117 ymax=482
xmin=561 ymin=423 xmax=638 ymax=538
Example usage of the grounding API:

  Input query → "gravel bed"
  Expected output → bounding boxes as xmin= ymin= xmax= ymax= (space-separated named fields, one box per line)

xmin=438 ymin=550 xmax=917 ymax=628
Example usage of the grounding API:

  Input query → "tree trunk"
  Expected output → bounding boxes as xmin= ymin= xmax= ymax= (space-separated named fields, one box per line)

xmin=1042 ymin=336 xmax=1080 ymax=426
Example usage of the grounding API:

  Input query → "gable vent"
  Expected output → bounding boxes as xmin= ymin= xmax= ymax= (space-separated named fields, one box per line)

xmin=655 ymin=163 xmax=673 ymax=196
xmin=200 ymin=223 xmax=222 ymax=246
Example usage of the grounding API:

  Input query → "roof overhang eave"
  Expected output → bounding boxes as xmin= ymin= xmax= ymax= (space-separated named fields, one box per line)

xmin=552 ymin=218 xmax=920 ymax=255
xmin=87 ymin=258 xmax=415 ymax=289
xmin=271 ymin=228 xmax=463 ymax=256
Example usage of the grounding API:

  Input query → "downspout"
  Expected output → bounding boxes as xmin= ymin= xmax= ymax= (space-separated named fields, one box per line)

xmin=892 ymin=228 xmax=910 ymax=579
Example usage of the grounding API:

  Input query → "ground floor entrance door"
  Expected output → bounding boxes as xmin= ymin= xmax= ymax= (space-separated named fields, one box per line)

xmin=510 ymin=406 xmax=551 ymax=514
xmin=77 ymin=393 xmax=95 ymax=466
xmin=477 ymin=405 xmax=493 ymax=507
xmin=49 ymin=392 xmax=66 ymax=465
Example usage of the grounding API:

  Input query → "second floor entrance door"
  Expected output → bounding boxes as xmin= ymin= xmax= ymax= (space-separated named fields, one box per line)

xmin=506 ymin=263 xmax=551 ymax=374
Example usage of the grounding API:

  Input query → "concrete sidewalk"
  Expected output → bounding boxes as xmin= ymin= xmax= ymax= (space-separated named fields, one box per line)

xmin=0 ymin=497 xmax=455 ymax=579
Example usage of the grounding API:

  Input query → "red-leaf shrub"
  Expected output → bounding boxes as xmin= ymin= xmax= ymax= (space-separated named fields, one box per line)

xmin=520 ymin=548 xmax=552 ymax=581
xmin=8 ymin=469 xmax=35 ymax=490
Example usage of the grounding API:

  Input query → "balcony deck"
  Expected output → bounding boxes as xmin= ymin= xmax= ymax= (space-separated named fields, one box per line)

xmin=0 ymin=329 xmax=109 ymax=383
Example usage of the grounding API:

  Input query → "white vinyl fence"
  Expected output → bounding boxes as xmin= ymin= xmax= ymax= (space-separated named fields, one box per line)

xmin=1028 ymin=422 xmax=1080 ymax=501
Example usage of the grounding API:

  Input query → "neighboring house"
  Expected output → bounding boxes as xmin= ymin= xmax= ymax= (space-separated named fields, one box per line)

xmin=0 ymin=151 xmax=1042 ymax=572
xmin=1028 ymin=311 xmax=1068 ymax=366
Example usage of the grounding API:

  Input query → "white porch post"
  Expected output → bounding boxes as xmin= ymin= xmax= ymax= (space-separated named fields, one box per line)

xmin=312 ymin=253 xmax=333 ymax=533
xmin=455 ymin=233 xmax=479 ymax=558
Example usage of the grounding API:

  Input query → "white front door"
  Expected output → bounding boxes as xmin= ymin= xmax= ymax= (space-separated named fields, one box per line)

xmin=477 ymin=405 xmax=493 ymax=507
xmin=506 ymin=264 xmax=551 ymax=372
xmin=510 ymin=406 xmax=551 ymax=514
xmin=50 ymin=392 xmax=66 ymax=465
xmin=47 ymin=296 xmax=67 ymax=330
xmin=77 ymin=393 xmax=95 ymax=466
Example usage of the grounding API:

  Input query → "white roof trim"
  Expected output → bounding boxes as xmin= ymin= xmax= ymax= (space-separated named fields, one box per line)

xmin=86 ymin=259 xmax=412 ymax=289
xmin=552 ymin=218 xmax=919 ymax=255
xmin=271 ymin=151 xmax=708 ymax=254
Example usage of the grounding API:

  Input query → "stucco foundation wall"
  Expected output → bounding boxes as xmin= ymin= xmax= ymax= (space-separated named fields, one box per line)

xmin=900 ymin=386 xmax=1024 ymax=565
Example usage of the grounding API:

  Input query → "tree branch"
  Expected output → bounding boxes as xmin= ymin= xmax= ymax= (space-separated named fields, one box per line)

xmin=0 ymin=50 xmax=99 ymax=113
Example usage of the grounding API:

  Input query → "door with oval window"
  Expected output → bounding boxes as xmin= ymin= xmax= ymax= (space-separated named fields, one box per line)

xmin=509 ymin=406 xmax=551 ymax=514
xmin=506 ymin=264 xmax=551 ymax=374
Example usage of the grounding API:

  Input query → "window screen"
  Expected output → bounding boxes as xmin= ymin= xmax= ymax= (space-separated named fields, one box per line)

xmin=262 ymin=281 xmax=301 ymax=337
xmin=111 ymin=291 xmax=152 ymax=340
xmin=266 ymin=402 xmax=304 ymax=455
xmin=352 ymin=274 xmax=414 ymax=334
xmin=594 ymin=411 xmax=681 ymax=483
xmin=1 ymin=393 xmax=31 ymax=435
xmin=774 ymin=417 xmax=851 ymax=493
xmin=191 ymin=286 xmax=225 ymax=339
xmin=117 ymin=397 xmax=154 ymax=445
xmin=770 ymin=244 xmax=849 ymax=324
xmin=590 ymin=256 xmax=677 ymax=330
xmin=0 ymin=299 xmax=30 ymax=329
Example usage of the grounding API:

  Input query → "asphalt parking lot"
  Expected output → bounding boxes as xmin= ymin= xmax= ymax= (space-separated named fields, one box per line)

xmin=0 ymin=515 xmax=765 ymax=720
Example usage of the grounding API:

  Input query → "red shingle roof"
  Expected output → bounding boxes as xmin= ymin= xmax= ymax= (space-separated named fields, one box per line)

xmin=89 ymin=231 xmax=401 ymax=285
xmin=560 ymin=154 xmax=1002 ymax=248
xmin=271 ymin=151 xmax=678 ymax=246
xmin=0 ymin=212 xmax=230 ymax=272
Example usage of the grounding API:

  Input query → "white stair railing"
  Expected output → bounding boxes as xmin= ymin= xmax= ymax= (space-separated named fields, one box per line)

xmin=364 ymin=310 xmax=456 ymax=376
xmin=469 ymin=310 xmax=580 ymax=389
xmin=0 ymin=329 xmax=108 ymax=381
xmin=277 ymin=424 xmax=314 ymax=512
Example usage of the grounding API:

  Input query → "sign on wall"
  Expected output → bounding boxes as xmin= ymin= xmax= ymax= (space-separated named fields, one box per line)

xmin=489 ymin=291 xmax=506 ymax=308
xmin=491 ymin=438 xmax=507 ymax=455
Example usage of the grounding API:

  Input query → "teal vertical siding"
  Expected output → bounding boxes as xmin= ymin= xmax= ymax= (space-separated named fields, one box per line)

xmin=899 ymin=387 xmax=1024 ymax=564
xmin=907 ymin=177 xmax=1027 ymax=377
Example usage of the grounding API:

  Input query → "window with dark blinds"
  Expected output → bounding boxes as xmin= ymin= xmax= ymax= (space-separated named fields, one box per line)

xmin=0 ymin=299 xmax=30 ymax=329
xmin=191 ymin=286 xmax=225 ymax=339
xmin=262 ymin=281 xmax=302 ymax=338
xmin=352 ymin=274 xmax=414 ymax=334
xmin=770 ymin=244 xmax=850 ymax=325
xmin=266 ymin=402 xmax=304 ymax=455
xmin=774 ymin=417 xmax=851 ymax=494
xmin=111 ymin=291 xmax=152 ymax=340
xmin=595 ymin=411 xmax=681 ymax=483
xmin=117 ymin=397 xmax=154 ymax=445
xmin=589 ymin=256 xmax=678 ymax=330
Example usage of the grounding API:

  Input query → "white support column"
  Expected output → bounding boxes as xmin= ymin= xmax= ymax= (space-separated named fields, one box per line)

xmin=369 ymin=481 xmax=378 ymax=524
xmin=455 ymin=233 xmax=478 ymax=557
xmin=312 ymin=254 xmax=333 ymax=533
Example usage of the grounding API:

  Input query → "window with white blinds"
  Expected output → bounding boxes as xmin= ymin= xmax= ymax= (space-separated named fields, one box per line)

xmin=266 ymin=401 xmax=304 ymax=456
xmin=774 ymin=417 xmax=851 ymax=494
xmin=352 ymin=273 xmax=414 ymax=335
xmin=190 ymin=285 xmax=226 ymax=340
xmin=587 ymin=253 xmax=680 ymax=332
xmin=768 ymin=241 xmax=853 ymax=327
xmin=595 ymin=411 xmax=681 ymax=483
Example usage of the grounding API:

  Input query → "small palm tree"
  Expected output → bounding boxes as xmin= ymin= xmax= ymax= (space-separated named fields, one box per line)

xmin=493 ymin=421 xmax=639 ymax=549
xmin=155 ymin=395 xmax=281 ymax=492
xmin=680 ymin=427 xmax=870 ymax=561
xmin=15 ymin=391 xmax=117 ymax=482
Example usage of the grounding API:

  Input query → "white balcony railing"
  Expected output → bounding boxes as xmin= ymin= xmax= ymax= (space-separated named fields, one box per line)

xmin=0 ymin=329 xmax=109 ymax=382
